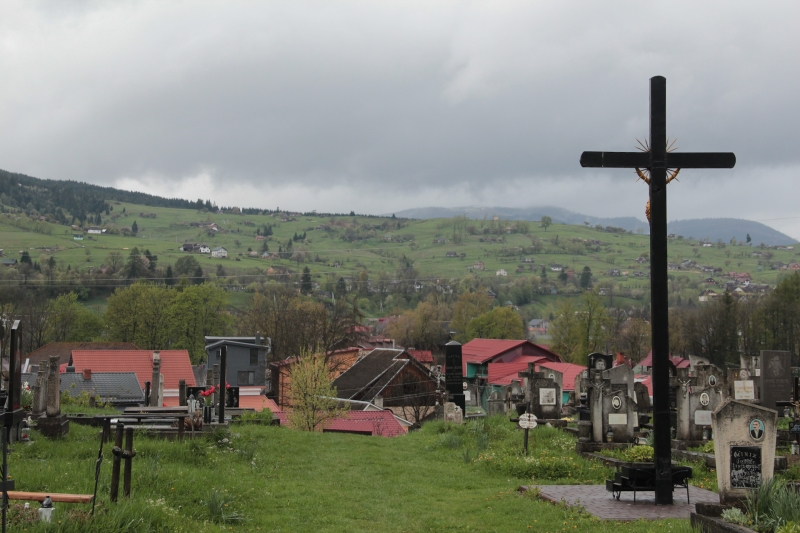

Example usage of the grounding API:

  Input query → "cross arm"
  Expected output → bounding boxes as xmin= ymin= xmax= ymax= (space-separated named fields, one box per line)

xmin=666 ymin=152 xmax=736 ymax=169
xmin=580 ymin=151 xmax=650 ymax=169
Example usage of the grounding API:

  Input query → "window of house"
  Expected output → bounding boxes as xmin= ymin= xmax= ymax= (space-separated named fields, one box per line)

xmin=249 ymin=348 xmax=259 ymax=366
xmin=238 ymin=371 xmax=255 ymax=385
xmin=216 ymin=349 xmax=222 ymax=359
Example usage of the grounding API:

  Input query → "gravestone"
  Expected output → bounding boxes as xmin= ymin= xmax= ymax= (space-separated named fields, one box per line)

xmin=443 ymin=402 xmax=463 ymax=424
xmin=445 ymin=341 xmax=466 ymax=413
xmin=486 ymin=390 xmax=505 ymax=416
xmin=760 ymin=351 xmax=793 ymax=412
xmin=712 ymin=399 xmax=777 ymax=504
xmin=529 ymin=372 xmax=562 ymax=420
xmin=602 ymin=384 xmax=638 ymax=443
xmin=588 ymin=353 xmax=612 ymax=372
xmin=149 ymin=352 xmax=163 ymax=407
xmin=36 ymin=355 xmax=69 ymax=437
xmin=31 ymin=365 xmax=47 ymax=417
xmin=675 ymin=364 xmax=727 ymax=442
xmin=728 ymin=368 xmax=757 ymax=402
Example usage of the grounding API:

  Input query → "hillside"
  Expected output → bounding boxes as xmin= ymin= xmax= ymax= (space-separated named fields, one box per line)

xmin=2 ymin=195 xmax=799 ymax=321
xmin=391 ymin=205 xmax=647 ymax=232
xmin=392 ymin=206 xmax=796 ymax=246
xmin=667 ymin=218 xmax=795 ymax=246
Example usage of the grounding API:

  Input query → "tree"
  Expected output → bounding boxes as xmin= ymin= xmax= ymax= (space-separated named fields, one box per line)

xmin=450 ymin=292 xmax=492 ymax=342
xmin=124 ymin=247 xmax=148 ymax=279
xmin=216 ymin=264 xmax=226 ymax=277
xmin=105 ymin=251 xmax=123 ymax=273
xmin=466 ymin=307 xmax=525 ymax=341
xmin=300 ymin=267 xmax=313 ymax=295
xmin=165 ymin=265 xmax=175 ymax=286
xmin=540 ymin=215 xmax=552 ymax=231
xmin=746 ymin=233 xmax=752 ymax=244
xmin=288 ymin=351 xmax=348 ymax=431
xmin=47 ymin=292 xmax=103 ymax=343
xmin=131 ymin=220 xmax=138 ymax=235
xmin=619 ymin=318 xmax=651 ymax=364
xmin=105 ymin=283 xmax=175 ymax=348
xmin=167 ymin=283 xmax=233 ymax=362
xmin=174 ymin=255 xmax=201 ymax=276
xmin=550 ymin=291 xmax=610 ymax=363
xmin=580 ymin=266 xmax=593 ymax=289
xmin=193 ymin=265 xmax=204 ymax=285
xmin=336 ymin=277 xmax=347 ymax=296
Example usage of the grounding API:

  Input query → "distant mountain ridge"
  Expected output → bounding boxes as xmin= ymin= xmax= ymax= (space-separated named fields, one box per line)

xmin=390 ymin=206 xmax=797 ymax=246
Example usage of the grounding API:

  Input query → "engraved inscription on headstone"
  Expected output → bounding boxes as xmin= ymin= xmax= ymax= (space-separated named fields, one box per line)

xmin=730 ymin=446 xmax=761 ymax=488
xmin=609 ymin=413 xmax=627 ymax=425
xmin=760 ymin=351 xmax=792 ymax=411
xmin=694 ymin=410 xmax=712 ymax=426
xmin=734 ymin=380 xmax=755 ymax=400
xmin=539 ymin=388 xmax=556 ymax=406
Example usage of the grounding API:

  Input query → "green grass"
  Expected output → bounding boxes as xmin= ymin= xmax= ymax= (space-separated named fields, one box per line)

xmin=6 ymin=420 xmax=697 ymax=532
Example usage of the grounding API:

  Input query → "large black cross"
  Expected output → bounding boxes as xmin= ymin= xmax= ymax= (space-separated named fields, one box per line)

xmin=580 ymin=76 xmax=735 ymax=505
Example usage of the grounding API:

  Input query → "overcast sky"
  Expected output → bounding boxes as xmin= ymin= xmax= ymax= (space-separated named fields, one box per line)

xmin=2 ymin=1 xmax=799 ymax=237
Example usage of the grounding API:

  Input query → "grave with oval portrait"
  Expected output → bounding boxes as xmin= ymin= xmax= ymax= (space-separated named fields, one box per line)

xmin=674 ymin=364 xmax=728 ymax=445
xmin=711 ymin=399 xmax=778 ymax=504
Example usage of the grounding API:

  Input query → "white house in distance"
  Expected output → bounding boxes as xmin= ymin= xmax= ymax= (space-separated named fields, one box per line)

xmin=496 ymin=269 xmax=508 ymax=277
xmin=211 ymin=247 xmax=228 ymax=258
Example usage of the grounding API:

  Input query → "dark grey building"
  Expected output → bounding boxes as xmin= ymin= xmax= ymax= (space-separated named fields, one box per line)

xmin=204 ymin=335 xmax=271 ymax=387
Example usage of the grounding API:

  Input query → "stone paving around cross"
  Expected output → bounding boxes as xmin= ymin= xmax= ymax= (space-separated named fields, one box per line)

xmin=526 ymin=484 xmax=719 ymax=521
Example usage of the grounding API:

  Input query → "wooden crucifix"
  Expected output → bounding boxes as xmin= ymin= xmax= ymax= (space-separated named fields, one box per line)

xmin=580 ymin=76 xmax=735 ymax=505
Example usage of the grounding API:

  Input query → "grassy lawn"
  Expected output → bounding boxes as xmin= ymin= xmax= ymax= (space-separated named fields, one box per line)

xmin=7 ymin=418 xmax=696 ymax=532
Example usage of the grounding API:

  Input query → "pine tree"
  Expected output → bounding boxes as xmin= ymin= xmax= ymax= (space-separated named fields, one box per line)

xmin=301 ymin=267 xmax=313 ymax=295
xmin=165 ymin=265 xmax=174 ymax=286
xmin=131 ymin=220 xmax=138 ymax=235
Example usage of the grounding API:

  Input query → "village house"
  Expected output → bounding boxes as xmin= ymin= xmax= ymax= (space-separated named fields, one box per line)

xmin=445 ymin=251 xmax=458 ymax=258
xmin=24 ymin=341 xmax=140 ymax=369
xmin=461 ymin=339 xmax=564 ymax=409
xmin=70 ymin=349 xmax=196 ymax=406
xmin=496 ymin=269 xmax=508 ymax=277
xmin=22 ymin=369 xmax=145 ymax=409
xmin=86 ymin=226 xmax=103 ymax=234
xmin=270 ymin=348 xmax=361 ymax=408
xmin=204 ymin=335 xmax=271 ymax=387
xmin=332 ymin=348 xmax=439 ymax=425
xmin=549 ymin=264 xmax=563 ymax=272
xmin=609 ymin=268 xmax=621 ymax=276
xmin=527 ymin=319 xmax=549 ymax=336
xmin=522 ymin=257 xmax=534 ymax=263
xmin=211 ymin=247 xmax=228 ymax=258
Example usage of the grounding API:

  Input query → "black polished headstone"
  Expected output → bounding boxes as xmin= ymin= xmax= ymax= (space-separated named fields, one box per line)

xmin=445 ymin=341 xmax=463 ymax=396
xmin=760 ymin=351 xmax=792 ymax=412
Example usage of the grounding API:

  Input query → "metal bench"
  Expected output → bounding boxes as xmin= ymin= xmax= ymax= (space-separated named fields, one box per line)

xmin=606 ymin=465 xmax=692 ymax=503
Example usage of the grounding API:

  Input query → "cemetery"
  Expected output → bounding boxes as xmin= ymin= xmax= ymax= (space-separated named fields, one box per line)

xmin=1 ymin=81 xmax=799 ymax=533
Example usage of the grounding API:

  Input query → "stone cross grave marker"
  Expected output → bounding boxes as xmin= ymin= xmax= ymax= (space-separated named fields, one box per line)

xmin=37 ymin=355 xmax=69 ymax=438
xmin=519 ymin=363 xmax=562 ymax=420
xmin=712 ymin=399 xmax=777 ymax=504
xmin=760 ymin=350 xmax=793 ymax=412
xmin=580 ymin=76 xmax=736 ymax=504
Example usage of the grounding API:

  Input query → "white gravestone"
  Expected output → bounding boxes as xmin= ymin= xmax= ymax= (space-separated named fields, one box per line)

xmin=712 ymin=399 xmax=778 ymax=504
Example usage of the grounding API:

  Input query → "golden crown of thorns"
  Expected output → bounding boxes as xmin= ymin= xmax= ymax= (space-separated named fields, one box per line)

xmin=635 ymin=138 xmax=681 ymax=223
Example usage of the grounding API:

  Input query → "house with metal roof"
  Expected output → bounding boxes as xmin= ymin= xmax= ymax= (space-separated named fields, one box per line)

xmin=23 ymin=369 xmax=145 ymax=409
xmin=332 ymin=348 xmax=439 ymax=425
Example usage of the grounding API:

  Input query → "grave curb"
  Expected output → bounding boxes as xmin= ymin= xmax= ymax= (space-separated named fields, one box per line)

xmin=690 ymin=513 xmax=757 ymax=533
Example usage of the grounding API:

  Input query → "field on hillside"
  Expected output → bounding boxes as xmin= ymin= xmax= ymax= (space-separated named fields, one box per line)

xmin=2 ymin=202 xmax=798 ymax=316
xmin=7 ymin=420 xmax=699 ymax=532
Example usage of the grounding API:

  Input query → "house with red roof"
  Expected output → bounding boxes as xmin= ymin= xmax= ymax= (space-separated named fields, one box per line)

xmin=322 ymin=410 xmax=407 ymax=437
xmin=636 ymin=352 xmax=690 ymax=373
xmin=460 ymin=339 xmax=562 ymax=411
xmin=462 ymin=339 xmax=561 ymax=378
xmin=71 ymin=350 xmax=196 ymax=407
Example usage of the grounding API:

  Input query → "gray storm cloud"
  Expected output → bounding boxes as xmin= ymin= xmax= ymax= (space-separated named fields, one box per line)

xmin=0 ymin=1 xmax=798 ymax=234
